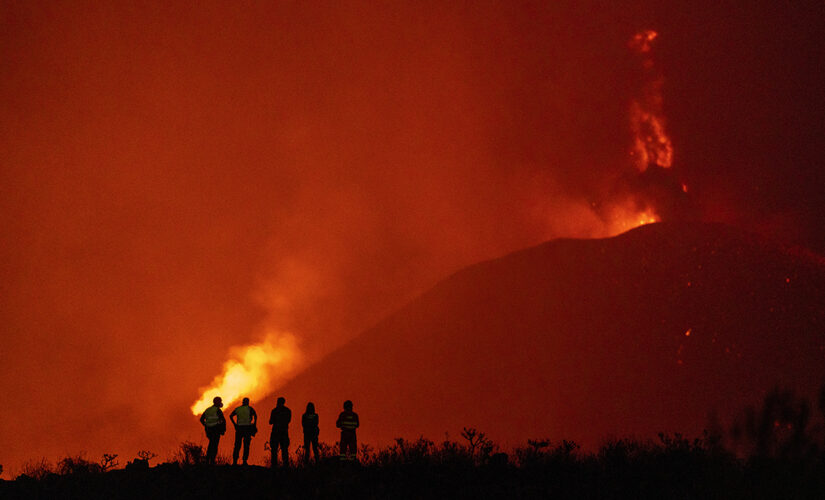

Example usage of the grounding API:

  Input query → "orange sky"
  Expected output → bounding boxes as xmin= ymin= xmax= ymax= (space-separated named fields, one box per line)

xmin=2 ymin=1 xmax=824 ymax=473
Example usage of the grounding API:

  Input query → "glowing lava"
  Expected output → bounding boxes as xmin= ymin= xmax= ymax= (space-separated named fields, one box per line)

xmin=595 ymin=29 xmax=677 ymax=236
xmin=602 ymin=204 xmax=660 ymax=237
xmin=190 ymin=331 xmax=302 ymax=415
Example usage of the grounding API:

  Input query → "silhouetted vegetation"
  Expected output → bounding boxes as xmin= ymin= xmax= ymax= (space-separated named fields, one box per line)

xmin=171 ymin=441 xmax=205 ymax=467
xmin=4 ymin=388 xmax=825 ymax=498
xmin=18 ymin=457 xmax=53 ymax=481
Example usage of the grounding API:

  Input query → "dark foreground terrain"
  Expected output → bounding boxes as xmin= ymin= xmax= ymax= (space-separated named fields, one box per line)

xmin=3 ymin=431 xmax=825 ymax=499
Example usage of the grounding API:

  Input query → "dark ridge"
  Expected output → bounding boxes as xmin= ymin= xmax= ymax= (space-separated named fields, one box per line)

xmin=270 ymin=221 xmax=825 ymax=449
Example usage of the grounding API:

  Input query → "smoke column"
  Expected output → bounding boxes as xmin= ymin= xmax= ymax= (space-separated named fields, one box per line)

xmin=191 ymin=29 xmax=685 ymax=414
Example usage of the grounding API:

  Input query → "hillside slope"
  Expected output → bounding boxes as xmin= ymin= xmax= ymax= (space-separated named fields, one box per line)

xmin=272 ymin=222 xmax=825 ymax=448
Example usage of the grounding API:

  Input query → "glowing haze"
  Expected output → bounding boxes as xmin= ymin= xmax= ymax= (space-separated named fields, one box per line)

xmin=2 ymin=1 xmax=824 ymax=474
xmin=628 ymin=30 xmax=674 ymax=171
xmin=190 ymin=29 xmax=675 ymax=414
xmin=190 ymin=332 xmax=301 ymax=415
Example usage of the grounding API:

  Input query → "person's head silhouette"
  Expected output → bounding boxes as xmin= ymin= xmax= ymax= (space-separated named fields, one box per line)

xmin=242 ymin=397 xmax=250 ymax=406
xmin=213 ymin=396 xmax=223 ymax=408
xmin=277 ymin=397 xmax=286 ymax=407
xmin=306 ymin=402 xmax=315 ymax=413
xmin=343 ymin=400 xmax=353 ymax=411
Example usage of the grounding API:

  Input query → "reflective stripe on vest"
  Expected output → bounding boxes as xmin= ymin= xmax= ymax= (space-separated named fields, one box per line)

xmin=341 ymin=417 xmax=357 ymax=429
xmin=203 ymin=406 xmax=221 ymax=427
xmin=235 ymin=405 xmax=252 ymax=425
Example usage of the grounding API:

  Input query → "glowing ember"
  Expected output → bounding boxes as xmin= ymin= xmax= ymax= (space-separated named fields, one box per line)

xmin=628 ymin=29 xmax=658 ymax=53
xmin=190 ymin=331 xmax=302 ymax=415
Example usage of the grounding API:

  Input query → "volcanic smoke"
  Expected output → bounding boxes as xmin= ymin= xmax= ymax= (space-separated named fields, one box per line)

xmin=628 ymin=29 xmax=673 ymax=172
xmin=191 ymin=29 xmax=683 ymax=414
xmin=190 ymin=331 xmax=302 ymax=415
xmin=576 ymin=29 xmax=683 ymax=237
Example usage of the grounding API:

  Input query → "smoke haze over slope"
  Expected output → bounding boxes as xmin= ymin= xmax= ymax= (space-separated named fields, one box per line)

xmin=1 ymin=1 xmax=824 ymax=472
xmin=271 ymin=222 xmax=825 ymax=461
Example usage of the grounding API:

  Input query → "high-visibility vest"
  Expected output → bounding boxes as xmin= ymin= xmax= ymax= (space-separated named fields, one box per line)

xmin=340 ymin=415 xmax=358 ymax=430
xmin=234 ymin=405 xmax=253 ymax=425
xmin=203 ymin=406 xmax=222 ymax=427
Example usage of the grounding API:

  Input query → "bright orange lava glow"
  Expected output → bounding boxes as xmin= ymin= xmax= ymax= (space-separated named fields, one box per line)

xmin=581 ymin=29 xmax=678 ymax=238
xmin=190 ymin=332 xmax=302 ymax=415
xmin=603 ymin=206 xmax=660 ymax=237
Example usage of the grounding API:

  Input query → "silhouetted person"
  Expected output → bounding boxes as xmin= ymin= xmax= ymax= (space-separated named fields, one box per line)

xmin=230 ymin=397 xmax=258 ymax=465
xmin=302 ymin=402 xmax=320 ymax=464
xmin=336 ymin=399 xmax=359 ymax=461
xmin=199 ymin=396 xmax=226 ymax=464
xmin=269 ymin=396 xmax=291 ymax=467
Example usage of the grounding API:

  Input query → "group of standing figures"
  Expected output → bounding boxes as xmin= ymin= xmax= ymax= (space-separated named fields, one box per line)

xmin=199 ymin=396 xmax=360 ymax=466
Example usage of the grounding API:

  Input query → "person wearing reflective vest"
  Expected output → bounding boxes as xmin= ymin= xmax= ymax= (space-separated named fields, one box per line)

xmin=335 ymin=400 xmax=359 ymax=461
xmin=199 ymin=396 xmax=226 ymax=464
xmin=229 ymin=397 xmax=258 ymax=466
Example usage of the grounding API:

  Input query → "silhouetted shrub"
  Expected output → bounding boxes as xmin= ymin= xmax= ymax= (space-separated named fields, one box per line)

xmin=125 ymin=450 xmax=157 ymax=471
xmin=291 ymin=441 xmax=337 ymax=466
xmin=173 ymin=441 xmax=205 ymax=466
xmin=137 ymin=450 xmax=157 ymax=462
xmin=99 ymin=453 xmax=119 ymax=472
xmin=18 ymin=458 xmax=54 ymax=480
xmin=125 ymin=458 xmax=149 ymax=472
xmin=57 ymin=453 xmax=102 ymax=475
xmin=461 ymin=427 xmax=496 ymax=463
xmin=598 ymin=437 xmax=644 ymax=465
xmin=5 ymin=385 xmax=825 ymax=498
xmin=515 ymin=439 xmax=579 ymax=468
xmin=371 ymin=437 xmax=436 ymax=466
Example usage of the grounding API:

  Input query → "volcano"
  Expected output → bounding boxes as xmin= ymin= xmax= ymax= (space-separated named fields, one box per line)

xmin=272 ymin=222 xmax=825 ymax=448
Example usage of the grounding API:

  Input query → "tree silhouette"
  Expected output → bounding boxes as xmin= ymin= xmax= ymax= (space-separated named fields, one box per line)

xmin=461 ymin=427 xmax=494 ymax=460
xmin=100 ymin=454 xmax=119 ymax=472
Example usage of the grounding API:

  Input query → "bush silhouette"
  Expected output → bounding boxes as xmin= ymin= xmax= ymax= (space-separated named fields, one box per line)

xmin=515 ymin=439 xmax=579 ymax=468
xmin=18 ymin=458 xmax=54 ymax=480
xmin=56 ymin=454 xmax=102 ymax=475
xmin=461 ymin=427 xmax=496 ymax=463
xmin=291 ymin=441 xmax=337 ymax=466
xmin=4 ymin=384 xmax=825 ymax=498
xmin=173 ymin=441 xmax=205 ymax=466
